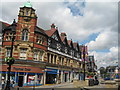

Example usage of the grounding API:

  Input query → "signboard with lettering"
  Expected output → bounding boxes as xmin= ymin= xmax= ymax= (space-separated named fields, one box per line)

xmin=1 ymin=65 xmax=44 ymax=73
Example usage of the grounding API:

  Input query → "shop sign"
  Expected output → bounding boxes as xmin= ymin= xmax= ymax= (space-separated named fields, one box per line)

xmin=13 ymin=67 xmax=31 ymax=71
xmin=64 ymin=71 xmax=69 ymax=74
xmin=1 ymin=65 xmax=44 ymax=73
xmin=45 ymin=68 xmax=59 ymax=74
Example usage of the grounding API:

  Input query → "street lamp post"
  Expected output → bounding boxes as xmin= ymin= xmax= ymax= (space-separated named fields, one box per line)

xmin=4 ymin=19 xmax=16 ymax=90
xmin=83 ymin=46 xmax=86 ymax=81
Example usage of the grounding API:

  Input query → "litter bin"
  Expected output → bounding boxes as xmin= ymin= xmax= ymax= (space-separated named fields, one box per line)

xmin=89 ymin=79 xmax=94 ymax=86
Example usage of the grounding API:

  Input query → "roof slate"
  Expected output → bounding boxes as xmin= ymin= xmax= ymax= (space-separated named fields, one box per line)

xmin=35 ymin=26 xmax=47 ymax=35
xmin=45 ymin=28 xmax=56 ymax=37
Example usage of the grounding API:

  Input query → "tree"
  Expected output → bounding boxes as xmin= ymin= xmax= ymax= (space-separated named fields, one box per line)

xmin=99 ymin=67 xmax=106 ymax=78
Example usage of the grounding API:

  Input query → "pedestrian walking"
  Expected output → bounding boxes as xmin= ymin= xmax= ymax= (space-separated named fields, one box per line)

xmin=2 ymin=79 xmax=5 ymax=89
xmin=12 ymin=80 xmax=15 ymax=88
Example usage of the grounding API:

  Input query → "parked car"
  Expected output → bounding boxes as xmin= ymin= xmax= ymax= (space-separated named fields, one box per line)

xmin=104 ymin=77 xmax=110 ymax=80
xmin=104 ymin=77 xmax=114 ymax=80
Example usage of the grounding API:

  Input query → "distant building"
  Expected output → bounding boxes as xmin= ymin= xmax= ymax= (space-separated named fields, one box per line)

xmin=87 ymin=55 xmax=97 ymax=73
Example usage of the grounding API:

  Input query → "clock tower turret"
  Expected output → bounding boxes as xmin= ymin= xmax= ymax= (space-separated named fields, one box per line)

xmin=16 ymin=1 xmax=37 ymax=42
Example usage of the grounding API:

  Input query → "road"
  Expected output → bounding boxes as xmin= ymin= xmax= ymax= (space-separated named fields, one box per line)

xmin=2 ymin=81 xmax=118 ymax=90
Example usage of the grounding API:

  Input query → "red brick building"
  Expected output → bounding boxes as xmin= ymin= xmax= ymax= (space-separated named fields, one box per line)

xmin=0 ymin=2 xmax=92 ymax=87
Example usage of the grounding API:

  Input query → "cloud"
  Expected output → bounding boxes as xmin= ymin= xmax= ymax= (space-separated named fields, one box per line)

xmin=86 ymin=29 xmax=118 ymax=50
xmin=89 ymin=46 xmax=118 ymax=68
xmin=1 ymin=2 xmax=117 ymax=42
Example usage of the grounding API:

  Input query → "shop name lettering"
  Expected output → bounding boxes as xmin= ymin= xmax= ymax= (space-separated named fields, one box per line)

xmin=13 ymin=67 xmax=31 ymax=71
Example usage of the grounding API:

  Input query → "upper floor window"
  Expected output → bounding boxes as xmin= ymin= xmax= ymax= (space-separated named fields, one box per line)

xmin=6 ymin=48 xmax=11 ymax=57
xmin=56 ymin=43 xmax=61 ymax=51
xmin=40 ymin=50 xmax=44 ymax=61
xmin=36 ymin=36 xmax=44 ymax=44
xmin=52 ymin=34 xmax=58 ymax=41
xmin=61 ymin=58 xmax=64 ymax=65
xmin=54 ymin=55 xmax=57 ymax=64
xmin=20 ymin=48 xmax=27 ymax=60
xmin=48 ymin=39 xmax=51 ymax=46
xmin=47 ymin=53 xmax=50 ymax=63
xmin=34 ymin=52 xmax=38 ymax=61
xmin=65 ymin=47 xmax=68 ymax=53
xmin=6 ymin=32 xmax=12 ymax=41
xmin=26 ymin=10 xmax=29 ymax=16
xmin=70 ymin=50 xmax=72 ymax=56
xmin=22 ymin=29 xmax=28 ymax=41
xmin=76 ymin=47 xmax=78 ymax=51
xmin=77 ymin=53 xmax=80 ymax=58
xmin=58 ymin=57 xmax=61 ymax=65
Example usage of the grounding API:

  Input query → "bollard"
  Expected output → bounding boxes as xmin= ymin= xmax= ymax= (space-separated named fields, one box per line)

xmin=17 ymin=87 xmax=19 ymax=90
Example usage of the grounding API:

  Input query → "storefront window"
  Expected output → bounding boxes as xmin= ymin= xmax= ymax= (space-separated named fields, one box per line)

xmin=27 ymin=75 xmax=35 ymax=84
xmin=37 ymin=75 xmax=42 ymax=84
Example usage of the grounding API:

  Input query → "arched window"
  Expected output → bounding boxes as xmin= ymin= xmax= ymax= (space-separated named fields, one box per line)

xmin=22 ymin=29 xmax=28 ymax=41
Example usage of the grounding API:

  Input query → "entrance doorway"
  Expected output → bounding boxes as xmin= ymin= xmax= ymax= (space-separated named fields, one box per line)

xmin=65 ymin=73 xmax=67 ymax=82
xmin=18 ymin=76 xmax=24 ymax=87
xmin=46 ymin=73 xmax=56 ymax=84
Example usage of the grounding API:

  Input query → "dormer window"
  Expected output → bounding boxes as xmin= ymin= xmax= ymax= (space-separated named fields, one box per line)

xmin=22 ymin=29 xmax=28 ymax=41
xmin=5 ymin=32 xmax=12 ymax=41
xmin=65 ymin=47 xmax=68 ymax=53
xmin=77 ymin=53 xmax=80 ymax=58
xmin=76 ymin=47 xmax=78 ymax=51
xmin=48 ymin=39 xmax=51 ymax=46
xmin=36 ymin=35 xmax=44 ymax=44
xmin=52 ymin=34 xmax=58 ymax=41
xmin=70 ymin=50 xmax=72 ymax=55
xmin=57 ymin=43 xmax=61 ymax=51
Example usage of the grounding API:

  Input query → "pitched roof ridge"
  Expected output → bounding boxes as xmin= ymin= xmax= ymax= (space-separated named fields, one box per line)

xmin=0 ymin=21 xmax=10 ymax=26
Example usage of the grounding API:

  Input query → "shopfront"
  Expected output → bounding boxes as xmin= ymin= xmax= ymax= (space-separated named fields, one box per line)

xmin=45 ymin=68 xmax=59 ymax=84
xmin=1 ymin=65 xmax=44 ymax=87
xmin=63 ymin=71 xmax=70 ymax=82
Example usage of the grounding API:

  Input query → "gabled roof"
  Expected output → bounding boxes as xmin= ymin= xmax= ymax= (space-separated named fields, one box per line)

xmin=35 ymin=26 xmax=47 ymax=36
xmin=45 ymin=29 xmax=56 ymax=37
xmin=68 ymin=40 xmax=72 ymax=45
xmin=67 ymin=40 xmax=74 ymax=48
xmin=1 ymin=20 xmax=17 ymax=33
xmin=45 ymin=24 xmax=57 ymax=37
xmin=73 ymin=42 xmax=80 ymax=51
xmin=79 ymin=45 xmax=84 ymax=51
xmin=0 ymin=21 xmax=10 ymax=33
xmin=60 ymin=36 xmax=65 ymax=42
xmin=73 ymin=43 xmax=77 ymax=48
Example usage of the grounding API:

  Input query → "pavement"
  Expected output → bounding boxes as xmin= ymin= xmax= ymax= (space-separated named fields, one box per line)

xmin=34 ymin=82 xmax=74 ymax=88
xmin=1 ymin=80 xmax=119 ymax=90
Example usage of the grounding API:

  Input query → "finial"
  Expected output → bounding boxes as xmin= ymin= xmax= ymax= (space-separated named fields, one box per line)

xmin=51 ymin=23 xmax=55 ymax=28
xmin=13 ymin=19 xmax=16 ymax=24
xmin=11 ymin=19 xmax=17 ymax=26
xmin=24 ymin=1 xmax=32 ymax=7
